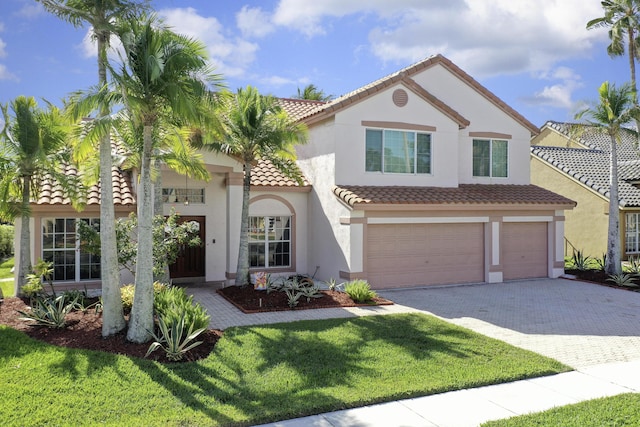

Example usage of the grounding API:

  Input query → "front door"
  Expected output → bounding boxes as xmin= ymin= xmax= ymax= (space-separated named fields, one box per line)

xmin=169 ymin=216 xmax=206 ymax=278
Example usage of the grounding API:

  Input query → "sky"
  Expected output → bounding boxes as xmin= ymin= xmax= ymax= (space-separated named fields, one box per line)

xmin=0 ymin=0 xmax=634 ymax=128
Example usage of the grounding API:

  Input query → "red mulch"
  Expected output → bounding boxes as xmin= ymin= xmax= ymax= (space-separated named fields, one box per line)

xmin=0 ymin=297 xmax=222 ymax=364
xmin=0 ymin=287 xmax=393 ymax=363
xmin=217 ymin=285 xmax=393 ymax=313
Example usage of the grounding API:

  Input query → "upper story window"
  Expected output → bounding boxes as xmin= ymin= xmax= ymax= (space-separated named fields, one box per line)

xmin=162 ymin=188 xmax=205 ymax=204
xmin=365 ymin=129 xmax=432 ymax=174
xmin=472 ymin=139 xmax=508 ymax=178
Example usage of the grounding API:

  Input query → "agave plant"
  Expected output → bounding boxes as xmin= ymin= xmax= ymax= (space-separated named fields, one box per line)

xmin=606 ymin=273 xmax=638 ymax=288
xmin=146 ymin=312 xmax=206 ymax=361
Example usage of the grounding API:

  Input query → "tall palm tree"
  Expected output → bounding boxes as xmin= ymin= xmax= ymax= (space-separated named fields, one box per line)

xmin=204 ymin=86 xmax=307 ymax=285
xmin=0 ymin=96 xmax=78 ymax=295
xmin=587 ymin=1 xmax=640 ymax=103
xmin=38 ymin=0 xmax=149 ymax=337
xmin=575 ymin=81 xmax=640 ymax=275
xmin=294 ymin=84 xmax=333 ymax=101
xmin=112 ymin=15 xmax=223 ymax=343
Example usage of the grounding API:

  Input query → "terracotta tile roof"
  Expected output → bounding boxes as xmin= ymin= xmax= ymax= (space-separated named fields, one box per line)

xmin=531 ymin=142 xmax=640 ymax=207
xmin=37 ymin=164 xmax=135 ymax=206
xmin=250 ymin=158 xmax=310 ymax=187
xmin=276 ymin=98 xmax=327 ymax=121
xmin=296 ymin=54 xmax=538 ymax=135
xmin=333 ymin=184 xmax=575 ymax=207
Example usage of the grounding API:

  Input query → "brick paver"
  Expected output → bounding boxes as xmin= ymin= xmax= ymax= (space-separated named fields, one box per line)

xmin=188 ymin=278 xmax=640 ymax=368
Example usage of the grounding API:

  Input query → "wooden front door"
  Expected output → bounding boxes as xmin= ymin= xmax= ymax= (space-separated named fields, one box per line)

xmin=169 ymin=216 xmax=206 ymax=278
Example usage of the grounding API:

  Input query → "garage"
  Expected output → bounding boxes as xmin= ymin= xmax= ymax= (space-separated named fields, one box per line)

xmin=366 ymin=223 xmax=484 ymax=289
xmin=502 ymin=222 xmax=548 ymax=280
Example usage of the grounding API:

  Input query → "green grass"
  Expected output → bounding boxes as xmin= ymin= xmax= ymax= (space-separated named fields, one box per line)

xmin=483 ymin=393 xmax=640 ymax=426
xmin=0 ymin=257 xmax=14 ymax=297
xmin=0 ymin=312 xmax=570 ymax=426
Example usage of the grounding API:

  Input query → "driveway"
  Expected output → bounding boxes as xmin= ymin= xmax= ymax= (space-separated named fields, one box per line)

xmin=190 ymin=278 xmax=640 ymax=369
xmin=378 ymin=278 xmax=640 ymax=368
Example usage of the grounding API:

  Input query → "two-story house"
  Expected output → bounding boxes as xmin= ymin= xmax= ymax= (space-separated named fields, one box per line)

xmin=15 ymin=54 xmax=574 ymax=292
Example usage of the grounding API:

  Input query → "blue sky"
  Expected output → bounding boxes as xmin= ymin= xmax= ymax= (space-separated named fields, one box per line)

xmin=0 ymin=0 xmax=633 ymax=127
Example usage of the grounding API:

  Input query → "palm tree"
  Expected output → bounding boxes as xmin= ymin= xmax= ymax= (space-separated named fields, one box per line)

xmin=204 ymin=86 xmax=307 ymax=285
xmin=0 ymin=96 xmax=78 ymax=295
xmin=111 ymin=15 xmax=223 ymax=343
xmin=575 ymin=81 xmax=640 ymax=275
xmin=587 ymin=1 xmax=640 ymax=103
xmin=294 ymin=84 xmax=333 ymax=101
xmin=38 ymin=0 xmax=149 ymax=337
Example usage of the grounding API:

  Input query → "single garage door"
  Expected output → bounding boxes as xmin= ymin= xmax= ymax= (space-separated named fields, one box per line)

xmin=502 ymin=222 xmax=548 ymax=280
xmin=367 ymin=223 xmax=484 ymax=289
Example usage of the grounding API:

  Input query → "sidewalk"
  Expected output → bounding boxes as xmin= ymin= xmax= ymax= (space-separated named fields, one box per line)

xmin=254 ymin=360 xmax=640 ymax=427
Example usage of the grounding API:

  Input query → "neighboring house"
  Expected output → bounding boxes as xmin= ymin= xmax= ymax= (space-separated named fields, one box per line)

xmin=531 ymin=120 xmax=640 ymax=260
xmin=15 ymin=54 xmax=575 ymax=291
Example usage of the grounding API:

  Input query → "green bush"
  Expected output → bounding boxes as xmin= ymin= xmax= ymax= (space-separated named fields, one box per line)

xmin=18 ymin=294 xmax=77 ymax=328
xmin=154 ymin=286 xmax=210 ymax=332
xmin=120 ymin=281 xmax=168 ymax=311
xmin=344 ymin=279 xmax=377 ymax=303
xmin=0 ymin=224 xmax=14 ymax=259
xmin=145 ymin=312 xmax=206 ymax=361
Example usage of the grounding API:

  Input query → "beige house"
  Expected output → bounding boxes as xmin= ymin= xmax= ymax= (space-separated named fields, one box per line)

xmin=531 ymin=121 xmax=640 ymax=260
xmin=15 ymin=54 xmax=574 ymax=291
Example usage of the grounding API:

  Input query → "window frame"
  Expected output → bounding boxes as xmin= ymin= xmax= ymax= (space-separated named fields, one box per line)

xmin=472 ymin=138 xmax=509 ymax=178
xmin=41 ymin=217 xmax=101 ymax=283
xmin=248 ymin=215 xmax=292 ymax=269
xmin=365 ymin=128 xmax=432 ymax=175
xmin=626 ymin=212 xmax=640 ymax=254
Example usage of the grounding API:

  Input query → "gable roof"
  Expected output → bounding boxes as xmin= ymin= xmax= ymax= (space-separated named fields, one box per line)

xmin=251 ymin=158 xmax=310 ymax=188
xmin=333 ymin=184 xmax=575 ymax=208
xmin=532 ymin=122 xmax=640 ymax=207
xmin=289 ymin=54 xmax=538 ymax=135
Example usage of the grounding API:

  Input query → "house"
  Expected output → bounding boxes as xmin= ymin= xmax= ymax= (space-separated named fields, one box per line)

xmin=14 ymin=54 xmax=575 ymax=291
xmin=531 ymin=120 xmax=640 ymax=260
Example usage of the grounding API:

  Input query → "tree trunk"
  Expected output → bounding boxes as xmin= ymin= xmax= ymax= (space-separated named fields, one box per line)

xmin=606 ymin=132 xmax=622 ymax=275
xmin=235 ymin=161 xmax=251 ymax=286
xmin=96 ymin=29 xmax=126 ymax=336
xmin=127 ymin=124 xmax=155 ymax=343
xmin=16 ymin=176 xmax=32 ymax=296
xmin=152 ymin=158 xmax=170 ymax=283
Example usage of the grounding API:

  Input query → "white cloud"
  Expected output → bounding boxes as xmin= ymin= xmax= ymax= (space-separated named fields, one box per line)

xmin=0 ymin=63 xmax=18 ymax=81
xmin=271 ymin=0 xmax=604 ymax=78
xmin=16 ymin=3 xmax=44 ymax=19
xmin=259 ymin=75 xmax=309 ymax=87
xmin=236 ymin=6 xmax=274 ymax=38
xmin=0 ymin=38 xmax=7 ymax=58
xmin=523 ymin=66 xmax=584 ymax=108
xmin=159 ymin=7 xmax=258 ymax=77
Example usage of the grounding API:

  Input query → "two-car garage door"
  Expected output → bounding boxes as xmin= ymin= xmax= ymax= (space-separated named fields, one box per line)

xmin=366 ymin=222 xmax=548 ymax=289
xmin=367 ymin=223 xmax=485 ymax=289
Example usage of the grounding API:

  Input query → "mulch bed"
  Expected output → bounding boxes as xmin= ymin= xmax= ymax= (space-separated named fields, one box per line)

xmin=217 ymin=285 xmax=393 ymax=313
xmin=564 ymin=269 xmax=640 ymax=292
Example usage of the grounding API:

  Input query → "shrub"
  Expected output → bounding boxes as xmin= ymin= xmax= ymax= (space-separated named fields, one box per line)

xmin=626 ymin=255 xmax=640 ymax=274
xmin=571 ymin=250 xmax=591 ymax=271
xmin=344 ymin=279 xmax=377 ymax=303
xmin=22 ymin=274 xmax=44 ymax=299
xmin=607 ymin=273 xmax=638 ymax=287
xmin=121 ymin=281 xmax=168 ymax=311
xmin=0 ymin=224 xmax=14 ymax=259
xmin=154 ymin=286 xmax=210 ymax=333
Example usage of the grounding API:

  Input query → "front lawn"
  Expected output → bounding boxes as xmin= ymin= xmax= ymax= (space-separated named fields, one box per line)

xmin=0 ymin=257 xmax=14 ymax=297
xmin=483 ymin=393 xmax=640 ymax=426
xmin=0 ymin=312 xmax=570 ymax=426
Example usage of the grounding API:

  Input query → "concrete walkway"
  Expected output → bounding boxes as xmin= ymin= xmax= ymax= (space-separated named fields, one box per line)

xmin=188 ymin=278 xmax=640 ymax=427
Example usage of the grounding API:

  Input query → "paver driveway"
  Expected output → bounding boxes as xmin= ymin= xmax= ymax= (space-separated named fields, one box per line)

xmin=190 ymin=278 xmax=640 ymax=369
xmin=378 ymin=278 xmax=640 ymax=368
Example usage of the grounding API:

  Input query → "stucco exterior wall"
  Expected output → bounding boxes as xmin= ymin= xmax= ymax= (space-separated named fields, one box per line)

xmin=333 ymin=83 xmax=461 ymax=187
xmin=531 ymin=156 xmax=609 ymax=257
xmin=411 ymin=64 xmax=532 ymax=185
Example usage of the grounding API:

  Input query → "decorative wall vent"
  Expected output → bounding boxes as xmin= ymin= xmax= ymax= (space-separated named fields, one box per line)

xmin=392 ymin=88 xmax=408 ymax=107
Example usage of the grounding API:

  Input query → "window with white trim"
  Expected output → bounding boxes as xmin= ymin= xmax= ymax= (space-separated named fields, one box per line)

xmin=472 ymin=139 xmax=508 ymax=177
xmin=42 ymin=218 xmax=101 ymax=282
xmin=626 ymin=213 xmax=640 ymax=254
xmin=365 ymin=129 xmax=432 ymax=174
xmin=248 ymin=216 xmax=291 ymax=268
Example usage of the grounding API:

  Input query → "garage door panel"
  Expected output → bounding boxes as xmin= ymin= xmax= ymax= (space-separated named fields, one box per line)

xmin=503 ymin=222 xmax=547 ymax=280
xmin=367 ymin=223 xmax=484 ymax=289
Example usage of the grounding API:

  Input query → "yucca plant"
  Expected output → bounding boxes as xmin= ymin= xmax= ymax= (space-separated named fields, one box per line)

xmin=146 ymin=312 xmax=206 ymax=361
xmin=572 ymin=250 xmax=591 ymax=271
xmin=607 ymin=273 xmax=638 ymax=288
xmin=18 ymin=294 xmax=77 ymax=328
